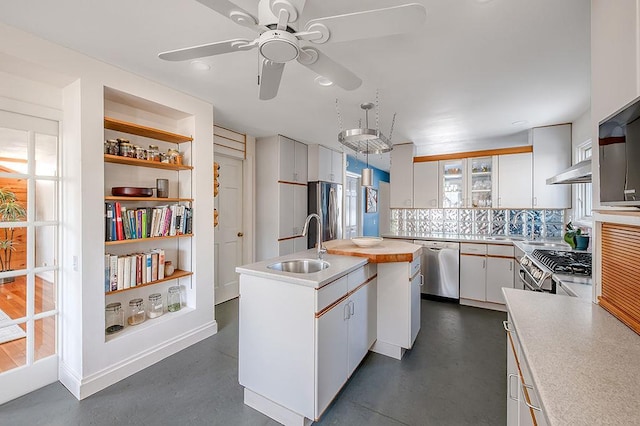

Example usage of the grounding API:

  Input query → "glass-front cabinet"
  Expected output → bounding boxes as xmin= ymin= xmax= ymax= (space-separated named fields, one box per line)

xmin=438 ymin=156 xmax=497 ymax=208
xmin=468 ymin=156 xmax=495 ymax=207
xmin=441 ymin=159 xmax=465 ymax=208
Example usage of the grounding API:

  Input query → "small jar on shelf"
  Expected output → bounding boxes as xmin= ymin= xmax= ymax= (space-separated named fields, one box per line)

xmin=147 ymin=145 xmax=160 ymax=162
xmin=147 ymin=293 xmax=164 ymax=319
xmin=106 ymin=139 xmax=119 ymax=155
xmin=105 ymin=302 xmax=124 ymax=334
xmin=127 ymin=298 xmax=146 ymax=326
xmin=118 ymin=139 xmax=135 ymax=158
xmin=134 ymin=145 xmax=146 ymax=160
xmin=167 ymin=286 xmax=182 ymax=312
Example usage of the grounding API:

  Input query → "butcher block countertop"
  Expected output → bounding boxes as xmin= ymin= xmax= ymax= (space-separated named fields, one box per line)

xmin=323 ymin=239 xmax=421 ymax=263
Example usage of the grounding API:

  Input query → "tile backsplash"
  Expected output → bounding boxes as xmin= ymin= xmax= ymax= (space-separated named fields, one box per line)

xmin=391 ymin=208 xmax=565 ymax=239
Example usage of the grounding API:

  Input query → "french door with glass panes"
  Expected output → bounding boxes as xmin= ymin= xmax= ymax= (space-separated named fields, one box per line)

xmin=0 ymin=109 xmax=59 ymax=404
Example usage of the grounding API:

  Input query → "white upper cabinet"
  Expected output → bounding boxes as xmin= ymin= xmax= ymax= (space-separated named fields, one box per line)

xmin=413 ymin=161 xmax=440 ymax=208
xmin=308 ymin=144 xmax=343 ymax=184
xmin=532 ymin=125 xmax=571 ymax=209
xmin=498 ymin=153 xmax=533 ymax=209
xmin=467 ymin=156 xmax=498 ymax=208
xmin=390 ymin=143 xmax=415 ymax=208
xmin=279 ymin=135 xmax=308 ymax=183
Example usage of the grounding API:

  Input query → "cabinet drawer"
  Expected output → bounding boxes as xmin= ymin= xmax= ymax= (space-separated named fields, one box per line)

xmin=411 ymin=256 xmax=421 ymax=278
xmin=316 ymin=275 xmax=348 ymax=313
xmin=461 ymin=243 xmax=487 ymax=255
xmin=487 ymin=244 xmax=514 ymax=257
xmin=347 ymin=267 xmax=366 ymax=292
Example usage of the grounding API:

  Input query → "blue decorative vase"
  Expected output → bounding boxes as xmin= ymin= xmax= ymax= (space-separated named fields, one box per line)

xmin=575 ymin=235 xmax=590 ymax=250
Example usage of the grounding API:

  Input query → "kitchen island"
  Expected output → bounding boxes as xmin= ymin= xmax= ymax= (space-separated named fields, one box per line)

xmin=503 ymin=288 xmax=640 ymax=425
xmin=236 ymin=240 xmax=421 ymax=425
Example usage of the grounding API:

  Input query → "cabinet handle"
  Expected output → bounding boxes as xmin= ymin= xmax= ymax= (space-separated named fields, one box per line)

xmin=509 ymin=262 xmax=512 ymax=271
xmin=508 ymin=374 xmax=519 ymax=401
xmin=502 ymin=320 xmax=513 ymax=333
xmin=293 ymin=172 xmax=298 ymax=181
xmin=344 ymin=303 xmax=351 ymax=320
xmin=521 ymin=382 xmax=542 ymax=411
xmin=483 ymin=259 xmax=486 ymax=269
xmin=498 ymin=197 xmax=501 ymax=207
xmin=420 ymin=274 xmax=424 ymax=286
xmin=533 ymin=196 xmax=537 ymax=206
xmin=350 ymin=300 xmax=355 ymax=316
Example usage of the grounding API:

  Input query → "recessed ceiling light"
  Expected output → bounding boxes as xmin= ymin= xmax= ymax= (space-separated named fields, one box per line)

xmin=314 ymin=76 xmax=333 ymax=87
xmin=190 ymin=60 xmax=211 ymax=71
xmin=512 ymin=120 xmax=528 ymax=126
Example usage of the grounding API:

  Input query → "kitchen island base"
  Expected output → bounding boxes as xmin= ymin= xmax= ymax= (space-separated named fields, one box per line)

xmin=244 ymin=388 xmax=313 ymax=426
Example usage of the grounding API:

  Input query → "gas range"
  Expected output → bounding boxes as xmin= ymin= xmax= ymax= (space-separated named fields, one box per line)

xmin=518 ymin=249 xmax=592 ymax=293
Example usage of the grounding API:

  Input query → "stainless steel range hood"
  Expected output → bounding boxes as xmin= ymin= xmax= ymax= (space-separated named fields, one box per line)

xmin=546 ymin=159 xmax=592 ymax=185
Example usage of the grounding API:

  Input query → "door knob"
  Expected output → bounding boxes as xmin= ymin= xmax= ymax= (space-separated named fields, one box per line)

xmin=237 ymin=232 xmax=244 ymax=237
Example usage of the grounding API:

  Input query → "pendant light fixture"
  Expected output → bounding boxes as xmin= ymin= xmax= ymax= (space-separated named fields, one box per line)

xmin=336 ymin=93 xmax=396 ymax=187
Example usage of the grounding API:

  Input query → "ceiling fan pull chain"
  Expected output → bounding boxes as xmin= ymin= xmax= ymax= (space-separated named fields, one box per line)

xmin=335 ymin=98 xmax=343 ymax=132
xmin=389 ymin=113 xmax=397 ymax=142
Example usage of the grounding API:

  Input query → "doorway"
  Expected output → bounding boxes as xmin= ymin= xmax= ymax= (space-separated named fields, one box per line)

xmin=0 ymin=109 xmax=59 ymax=403
xmin=214 ymin=155 xmax=243 ymax=305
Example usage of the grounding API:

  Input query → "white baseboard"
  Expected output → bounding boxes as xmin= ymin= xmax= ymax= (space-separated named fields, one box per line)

xmin=370 ymin=340 xmax=406 ymax=360
xmin=460 ymin=298 xmax=507 ymax=312
xmin=244 ymin=388 xmax=312 ymax=426
xmin=59 ymin=320 xmax=217 ymax=400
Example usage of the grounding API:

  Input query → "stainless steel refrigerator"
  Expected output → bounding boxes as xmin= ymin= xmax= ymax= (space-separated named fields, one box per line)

xmin=307 ymin=181 xmax=343 ymax=249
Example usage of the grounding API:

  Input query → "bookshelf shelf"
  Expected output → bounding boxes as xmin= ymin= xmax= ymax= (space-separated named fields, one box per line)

xmin=104 ymin=116 xmax=192 ymax=144
xmin=104 ymin=154 xmax=193 ymax=170
xmin=105 ymin=269 xmax=192 ymax=295
xmin=105 ymin=234 xmax=193 ymax=246
xmin=105 ymin=196 xmax=194 ymax=202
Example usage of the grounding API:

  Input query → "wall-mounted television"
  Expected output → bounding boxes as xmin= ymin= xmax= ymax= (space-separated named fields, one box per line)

xmin=599 ymin=95 xmax=640 ymax=206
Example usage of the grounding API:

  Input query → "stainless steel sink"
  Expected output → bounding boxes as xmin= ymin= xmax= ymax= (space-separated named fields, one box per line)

xmin=523 ymin=241 xmax=570 ymax=248
xmin=267 ymin=259 xmax=330 ymax=274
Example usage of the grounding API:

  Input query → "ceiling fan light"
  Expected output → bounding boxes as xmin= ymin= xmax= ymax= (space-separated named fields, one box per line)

xmin=259 ymin=30 xmax=299 ymax=62
xmin=314 ymin=76 xmax=333 ymax=87
xmin=190 ymin=60 xmax=211 ymax=71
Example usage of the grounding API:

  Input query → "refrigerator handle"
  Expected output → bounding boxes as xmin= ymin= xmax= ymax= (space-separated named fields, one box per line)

xmin=328 ymin=187 xmax=335 ymax=239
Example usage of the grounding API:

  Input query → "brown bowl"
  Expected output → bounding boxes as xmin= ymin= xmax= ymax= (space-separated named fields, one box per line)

xmin=111 ymin=187 xmax=153 ymax=197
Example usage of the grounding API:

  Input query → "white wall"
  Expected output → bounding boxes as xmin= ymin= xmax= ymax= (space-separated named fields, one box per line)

xmin=572 ymin=108 xmax=591 ymax=151
xmin=0 ymin=22 xmax=216 ymax=399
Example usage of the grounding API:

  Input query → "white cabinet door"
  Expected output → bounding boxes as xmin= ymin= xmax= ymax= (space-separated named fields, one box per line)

xmin=319 ymin=146 xmax=332 ymax=181
xmin=486 ymin=257 xmax=514 ymax=304
xmin=506 ymin=317 xmax=519 ymax=426
xmin=316 ymin=300 xmax=349 ymax=418
xmin=390 ymin=143 xmax=414 ymax=207
xmin=498 ymin=153 xmax=532 ymax=208
xmin=293 ymin=236 xmax=308 ymax=253
xmin=278 ymin=239 xmax=293 ymax=256
xmin=532 ymin=125 xmax=571 ymax=209
xmin=279 ymin=183 xmax=294 ymax=238
xmin=409 ymin=272 xmax=421 ymax=348
xmin=279 ymin=137 xmax=296 ymax=182
xmin=293 ymin=184 xmax=308 ymax=236
xmin=347 ymin=283 xmax=372 ymax=376
xmin=295 ymin=141 xmax=308 ymax=183
xmin=413 ymin=161 xmax=440 ymax=208
xmin=331 ymin=150 xmax=343 ymax=184
xmin=460 ymin=254 xmax=486 ymax=301
xmin=518 ymin=346 xmax=548 ymax=426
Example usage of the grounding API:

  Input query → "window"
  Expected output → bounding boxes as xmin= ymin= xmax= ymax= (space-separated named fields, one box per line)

xmin=575 ymin=140 xmax=592 ymax=223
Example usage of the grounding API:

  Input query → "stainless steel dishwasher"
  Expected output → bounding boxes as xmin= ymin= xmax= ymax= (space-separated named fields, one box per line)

xmin=414 ymin=240 xmax=460 ymax=300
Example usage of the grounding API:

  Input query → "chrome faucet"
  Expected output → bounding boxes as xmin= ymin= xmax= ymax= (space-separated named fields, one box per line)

xmin=302 ymin=213 xmax=327 ymax=260
xmin=511 ymin=210 xmax=537 ymax=240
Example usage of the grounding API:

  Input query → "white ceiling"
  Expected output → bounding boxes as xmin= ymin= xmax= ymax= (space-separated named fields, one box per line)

xmin=0 ymin=0 xmax=590 ymax=171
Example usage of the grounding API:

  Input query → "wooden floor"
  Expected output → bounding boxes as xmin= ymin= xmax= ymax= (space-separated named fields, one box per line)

xmin=0 ymin=275 xmax=56 ymax=373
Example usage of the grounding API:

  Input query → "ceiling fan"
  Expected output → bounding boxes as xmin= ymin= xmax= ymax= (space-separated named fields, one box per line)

xmin=158 ymin=0 xmax=426 ymax=100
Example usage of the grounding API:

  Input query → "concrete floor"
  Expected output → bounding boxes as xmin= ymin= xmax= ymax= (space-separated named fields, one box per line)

xmin=0 ymin=298 xmax=507 ymax=426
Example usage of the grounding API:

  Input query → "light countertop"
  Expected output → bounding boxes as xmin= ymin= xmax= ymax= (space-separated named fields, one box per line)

xmin=236 ymin=249 xmax=367 ymax=289
xmin=383 ymin=232 xmax=518 ymax=245
xmin=324 ymin=239 xmax=421 ymax=262
xmin=553 ymin=274 xmax=593 ymax=299
xmin=503 ymin=288 xmax=640 ymax=425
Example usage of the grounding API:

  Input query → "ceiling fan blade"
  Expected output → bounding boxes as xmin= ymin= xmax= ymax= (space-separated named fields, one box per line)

xmin=303 ymin=3 xmax=427 ymax=44
xmin=196 ymin=0 xmax=265 ymax=32
xmin=297 ymin=47 xmax=362 ymax=91
xmin=159 ymin=39 xmax=256 ymax=61
xmin=259 ymin=59 xmax=285 ymax=100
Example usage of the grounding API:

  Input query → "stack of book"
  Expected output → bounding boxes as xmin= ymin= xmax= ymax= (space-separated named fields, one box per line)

xmin=104 ymin=249 xmax=168 ymax=292
xmin=105 ymin=202 xmax=192 ymax=241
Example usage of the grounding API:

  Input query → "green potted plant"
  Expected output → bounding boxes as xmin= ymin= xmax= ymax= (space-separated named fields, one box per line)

xmin=0 ymin=188 xmax=27 ymax=283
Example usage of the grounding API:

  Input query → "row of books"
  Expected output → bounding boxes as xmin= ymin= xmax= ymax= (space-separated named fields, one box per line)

xmin=104 ymin=249 xmax=169 ymax=292
xmin=105 ymin=202 xmax=192 ymax=241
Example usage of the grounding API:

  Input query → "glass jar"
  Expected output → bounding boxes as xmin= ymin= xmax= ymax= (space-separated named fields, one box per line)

xmin=167 ymin=286 xmax=182 ymax=312
xmin=105 ymin=302 xmax=124 ymax=334
xmin=127 ymin=298 xmax=146 ymax=326
xmin=118 ymin=139 xmax=134 ymax=158
xmin=167 ymin=149 xmax=180 ymax=164
xmin=106 ymin=139 xmax=119 ymax=155
xmin=134 ymin=145 xmax=146 ymax=160
xmin=164 ymin=260 xmax=175 ymax=277
xmin=159 ymin=152 xmax=170 ymax=164
xmin=147 ymin=293 xmax=164 ymax=319
xmin=147 ymin=145 xmax=160 ymax=162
